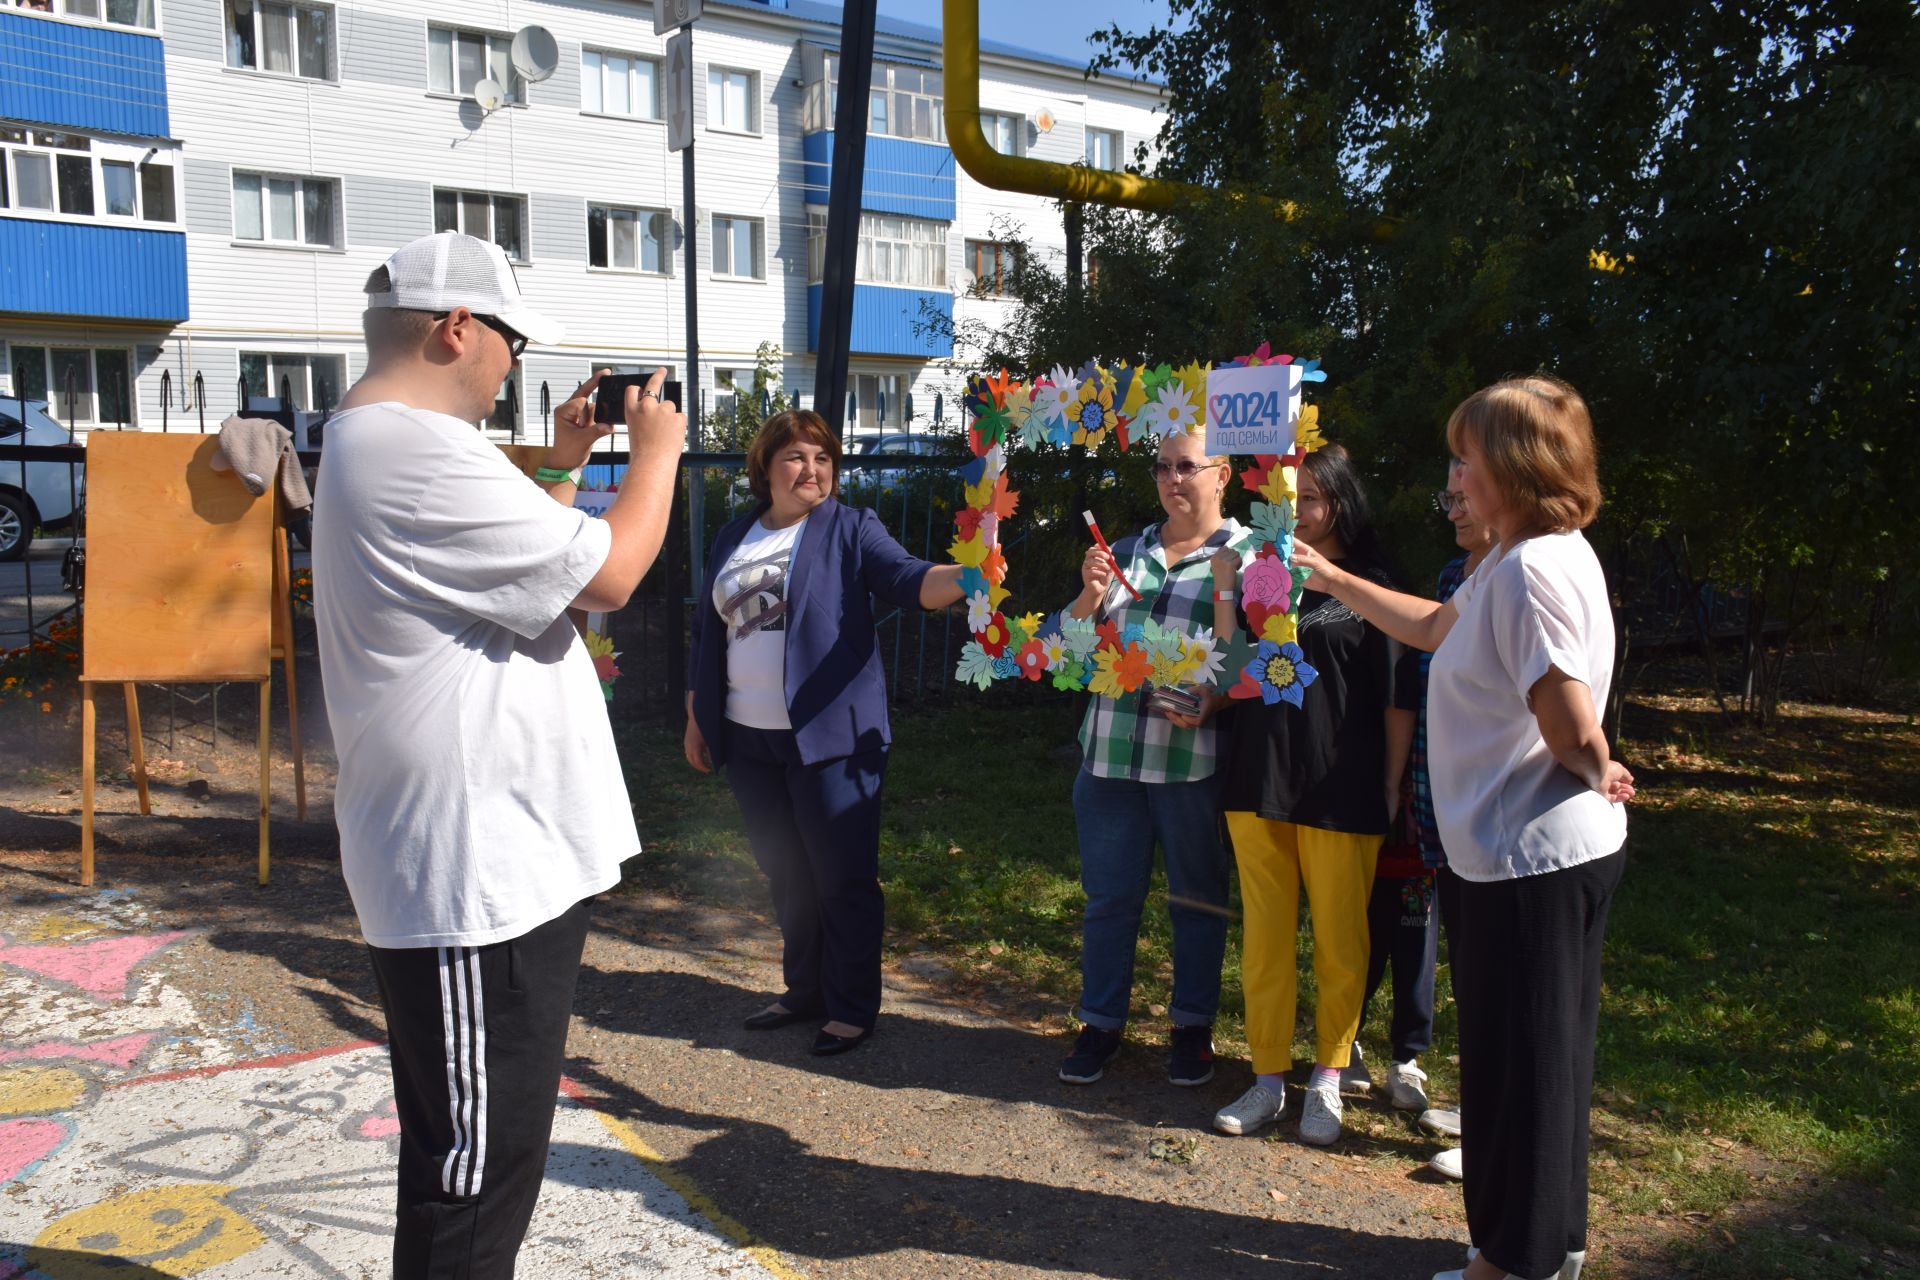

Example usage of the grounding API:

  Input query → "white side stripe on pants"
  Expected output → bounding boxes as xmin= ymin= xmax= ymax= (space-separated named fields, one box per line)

xmin=436 ymin=946 xmax=489 ymax=1197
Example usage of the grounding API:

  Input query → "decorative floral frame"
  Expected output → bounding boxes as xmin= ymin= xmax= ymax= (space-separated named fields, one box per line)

xmin=949 ymin=343 xmax=1329 ymax=706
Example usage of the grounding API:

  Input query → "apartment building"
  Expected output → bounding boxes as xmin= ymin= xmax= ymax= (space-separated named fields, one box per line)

xmin=0 ymin=0 xmax=1164 ymax=443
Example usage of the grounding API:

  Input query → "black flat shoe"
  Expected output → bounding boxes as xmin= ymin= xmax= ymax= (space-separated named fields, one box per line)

xmin=743 ymin=1006 xmax=822 ymax=1031
xmin=811 ymin=1026 xmax=873 ymax=1056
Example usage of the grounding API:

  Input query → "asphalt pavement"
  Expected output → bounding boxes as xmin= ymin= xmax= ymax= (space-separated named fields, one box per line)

xmin=0 ymin=539 xmax=78 ymax=648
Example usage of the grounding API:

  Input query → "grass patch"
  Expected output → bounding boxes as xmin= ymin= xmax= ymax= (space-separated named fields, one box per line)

xmin=618 ymin=686 xmax=1920 ymax=1277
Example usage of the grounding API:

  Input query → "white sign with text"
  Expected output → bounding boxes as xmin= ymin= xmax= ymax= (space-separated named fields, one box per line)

xmin=572 ymin=490 xmax=617 ymax=519
xmin=1203 ymin=361 xmax=1302 ymax=455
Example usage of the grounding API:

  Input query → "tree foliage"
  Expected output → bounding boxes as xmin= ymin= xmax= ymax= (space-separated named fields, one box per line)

xmin=962 ymin=0 xmax=1918 ymax=717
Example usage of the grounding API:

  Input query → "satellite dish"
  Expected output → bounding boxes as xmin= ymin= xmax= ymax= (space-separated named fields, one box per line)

xmin=1034 ymin=108 xmax=1056 ymax=134
xmin=511 ymin=26 xmax=559 ymax=83
xmin=473 ymin=78 xmax=507 ymax=111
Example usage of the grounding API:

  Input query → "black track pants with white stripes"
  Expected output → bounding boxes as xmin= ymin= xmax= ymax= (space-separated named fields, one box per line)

xmin=367 ymin=898 xmax=592 ymax=1280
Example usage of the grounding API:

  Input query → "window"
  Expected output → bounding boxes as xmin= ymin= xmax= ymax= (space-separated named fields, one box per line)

xmin=1086 ymin=127 xmax=1123 ymax=171
xmin=710 ymin=215 xmax=763 ymax=279
xmin=966 ymin=239 xmax=1018 ymax=297
xmin=227 ymin=2 xmax=334 ymax=80
xmin=981 ymin=111 xmax=1022 ymax=156
xmin=853 ymin=373 xmax=905 ymax=433
xmin=2 ymin=0 xmax=156 ymax=29
xmin=233 ymin=172 xmax=337 ymax=247
xmin=870 ymin=64 xmax=943 ymax=142
xmin=9 ymin=347 xmax=132 ymax=426
xmin=588 ymin=205 xmax=669 ymax=273
xmin=706 ymin=67 xmax=758 ymax=133
xmin=433 ymin=187 xmax=526 ymax=261
xmin=805 ymin=211 xmax=947 ymax=288
xmin=581 ymin=49 xmax=661 ymax=119
xmin=428 ymin=26 xmax=523 ymax=103
xmin=714 ymin=368 xmax=743 ymax=419
xmin=0 ymin=128 xmax=175 ymax=223
xmin=805 ymin=56 xmax=943 ymax=141
xmin=241 ymin=352 xmax=345 ymax=412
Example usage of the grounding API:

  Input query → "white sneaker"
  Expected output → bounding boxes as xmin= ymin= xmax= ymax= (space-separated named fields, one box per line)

xmin=1213 ymin=1082 xmax=1285 ymax=1135
xmin=1560 ymin=1250 xmax=1587 ymax=1280
xmin=1385 ymin=1059 xmax=1430 ymax=1110
xmin=1338 ymin=1040 xmax=1372 ymax=1095
xmin=1298 ymin=1081 xmax=1344 ymax=1145
xmin=1419 ymin=1106 xmax=1463 ymax=1137
xmin=1429 ymin=1146 xmax=1464 ymax=1180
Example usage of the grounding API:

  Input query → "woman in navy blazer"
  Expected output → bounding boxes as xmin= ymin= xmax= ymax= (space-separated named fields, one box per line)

xmin=685 ymin=410 xmax=965 ymax=1054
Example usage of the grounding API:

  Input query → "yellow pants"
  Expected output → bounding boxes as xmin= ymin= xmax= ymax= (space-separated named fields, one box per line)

xmin=1227 ymin=813 xmax=1382 ymax=1074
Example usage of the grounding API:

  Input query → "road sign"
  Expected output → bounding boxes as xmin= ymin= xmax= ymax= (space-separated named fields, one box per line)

xmin=654 ymin=0 xmax=703 ymax=37
xmin=666 ymin=29 xmax=694 ymax=152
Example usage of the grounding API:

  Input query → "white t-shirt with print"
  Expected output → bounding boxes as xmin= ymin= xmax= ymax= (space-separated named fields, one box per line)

xmin=312 ymin=402 xmax=638 ymax=949
xmin=712 ymin=513 xmax=807 ymax=730
xmin=1428 ymin=530 xmax=1627 ymax=882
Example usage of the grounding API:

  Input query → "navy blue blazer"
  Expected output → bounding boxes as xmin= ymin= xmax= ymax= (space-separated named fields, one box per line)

xmin=690 ymin=497 xmax=935 ymax=768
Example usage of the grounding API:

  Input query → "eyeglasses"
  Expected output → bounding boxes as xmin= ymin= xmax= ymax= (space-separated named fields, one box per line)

xmin=435 ymin=310 xmax=528 ymax=359
xmin=1149 ymin=459 xmax=1219 ymax=482
xmin=1433 ymin=490 xmax=1467 ymax=514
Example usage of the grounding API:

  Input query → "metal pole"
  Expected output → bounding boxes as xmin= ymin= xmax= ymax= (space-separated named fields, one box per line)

xmin=681 ymin=31 xmax=708 ymax=611
xmin=811 ymin=0 xmax=879 ymax=438
xmin=1065 ymin=201 xmax=1084 ymax=308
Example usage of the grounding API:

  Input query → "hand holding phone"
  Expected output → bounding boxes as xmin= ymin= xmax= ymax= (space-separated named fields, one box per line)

xmin=594 ymin=375 xmax=682 ymax=425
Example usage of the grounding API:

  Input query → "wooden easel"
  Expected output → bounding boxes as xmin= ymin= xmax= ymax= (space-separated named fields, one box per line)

xmin=80 ymin=433 xmax=305 ymax=887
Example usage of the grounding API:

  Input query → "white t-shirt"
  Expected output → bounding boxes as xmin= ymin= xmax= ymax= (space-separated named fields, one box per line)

xmin=711 ymin=513 xmax=807 ymax=729
xmin=1428 ymin=530 xmax=1627 ymax=882
xmin=312 ymin=402 xmax=638 ymax=949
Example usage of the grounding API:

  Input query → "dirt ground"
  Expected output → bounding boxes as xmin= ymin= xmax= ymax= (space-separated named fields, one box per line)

xmin=0 ymin=674 xmax=1761 ymax=1279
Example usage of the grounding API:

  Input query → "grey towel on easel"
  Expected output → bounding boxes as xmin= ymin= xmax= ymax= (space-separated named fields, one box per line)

xmin=216 ymin=415 xmax=313 ymax=512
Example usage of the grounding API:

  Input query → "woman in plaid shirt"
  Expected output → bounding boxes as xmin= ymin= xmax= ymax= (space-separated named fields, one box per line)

xmin=1054 ymin=428 xmax=1260 ymax=1089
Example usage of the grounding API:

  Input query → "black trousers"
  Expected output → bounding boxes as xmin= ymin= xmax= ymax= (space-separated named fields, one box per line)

xmin=723 ymin=722 xmax=889 ymax=1027
xmin=367 ymin=898 xmax=592 ymax=1280
xmin=1455 ymin=849 xmax=1625 ymax=1280
xmin=1359 ymin=872 xmax=1438 ymax=1062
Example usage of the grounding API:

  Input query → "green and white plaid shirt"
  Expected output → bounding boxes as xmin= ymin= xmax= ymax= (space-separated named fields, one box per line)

xmin=1066 ymin=518 xmax=1260 ymax=785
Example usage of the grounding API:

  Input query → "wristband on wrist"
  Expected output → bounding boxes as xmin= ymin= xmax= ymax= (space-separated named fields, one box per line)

xmin=1213 ymin=589 xmax=1236 ymax=602
xmin=534 ymin=466 xmax=581 ymax=486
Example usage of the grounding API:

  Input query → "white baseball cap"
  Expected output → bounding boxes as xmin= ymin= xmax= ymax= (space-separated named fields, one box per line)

xmin=365 ymin=230 xmax=563 ymax=346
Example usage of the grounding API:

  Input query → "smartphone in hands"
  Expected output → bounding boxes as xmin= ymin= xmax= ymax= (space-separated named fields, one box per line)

xmin=593 ymin=376 xmax=683 ymax=425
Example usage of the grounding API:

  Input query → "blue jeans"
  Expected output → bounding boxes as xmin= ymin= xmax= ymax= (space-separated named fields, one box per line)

xmin=1072 ymin=767 xmax=1230 ymax=1030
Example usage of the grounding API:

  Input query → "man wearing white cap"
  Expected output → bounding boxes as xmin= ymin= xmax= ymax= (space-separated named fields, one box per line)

xmin=313 ymin=231 xmax=683 ymax=1278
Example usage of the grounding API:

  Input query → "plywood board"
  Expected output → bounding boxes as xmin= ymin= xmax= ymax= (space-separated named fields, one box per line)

xmin=82 ymin=433 xmax=274 ymax=684
xmin=499 ymin=443 xmax=545 ymax=478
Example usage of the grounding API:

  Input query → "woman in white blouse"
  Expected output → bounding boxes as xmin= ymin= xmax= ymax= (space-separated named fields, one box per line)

xmin=1292 ymin=375 xmax=1633 ymax=1280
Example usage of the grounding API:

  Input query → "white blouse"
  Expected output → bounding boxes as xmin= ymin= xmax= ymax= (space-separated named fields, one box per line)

xmin=1428 ymin=530 xmax=1627 ymax=882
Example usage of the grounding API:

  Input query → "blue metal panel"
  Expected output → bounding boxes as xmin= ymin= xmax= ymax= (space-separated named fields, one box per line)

xmin=807 ymin=282 xmax=952 ymax=359
xmin=0 ymin=10 xmax=170 ymax=139
xmin=0 ymin=218 xmax=188 ymax=322
xmin=802 ymin=131 xmax=956 ymax=221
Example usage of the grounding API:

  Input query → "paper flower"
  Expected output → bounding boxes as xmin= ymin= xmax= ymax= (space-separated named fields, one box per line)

xmin=1259 ymin=610 xmax=1298 ymax=644
xmin=1060 ymin=615 xmax=1099 ymax=660
xmin=1089 ymin=642 xmax=1153 ymax=697
xmin=1295 ymin=402 xmax=1326 ymax=451
xmin=992 ymin=654 xmax=1020 ymax=679
xmin=1249 ymin=499 xmax=1292 ymax=546
xmin=966 ymin=590 xmax=994 ymax=632
xmin=1158 ymin=382 xmax=1201 ymax=435
xmin=980 ymin=612 xmax=1012 ymax=657
xmin=585 ymin=629 xmax=621 ymax=701
xmin=954 ymin=508 xmax=983 ymax=538
xmin=1015 ymin=637 xmax=1049 ymax=681
xmin=1033 ymin=367 xmax=1078 ymax=429
xmin=1244 ymin=639 xmax=1319 ymax=707
xmin=1041 ymin=636 xmax=1068 ymax=671
xmin=1068 ymin=376 xmax=1115 ymax=448
xmin=1183 ymin=628 xmax=1226 ymax=685
xmin=956 ymin=640 xmax=996 ymax=690
xmin=1243 ymin=557 xmax=1294 ymax=607
xmin=950 ymin=533 xmax=988 ymax=569
xmin=1051 ymin=658 xmax=1088 ymax=691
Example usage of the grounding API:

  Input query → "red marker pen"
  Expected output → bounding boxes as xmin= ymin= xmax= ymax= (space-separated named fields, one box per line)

xmin=1083 ymin=510 xmax=1142 ymax=601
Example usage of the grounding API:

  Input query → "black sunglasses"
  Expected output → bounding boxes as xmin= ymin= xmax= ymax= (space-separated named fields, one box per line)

xmin=435 ymin=310 xmax=527 ymax=359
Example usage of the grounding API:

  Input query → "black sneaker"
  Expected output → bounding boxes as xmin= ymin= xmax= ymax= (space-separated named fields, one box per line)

xmin=1167 ymin=1025 xmax=1215 ymax=1086
xmin=1058 ymin=1025 xmax=1124 ymax=1084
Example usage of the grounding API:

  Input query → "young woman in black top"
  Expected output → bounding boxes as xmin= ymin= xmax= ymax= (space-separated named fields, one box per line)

xmin=1209 ymin=444 xmax=1418 ymax=1145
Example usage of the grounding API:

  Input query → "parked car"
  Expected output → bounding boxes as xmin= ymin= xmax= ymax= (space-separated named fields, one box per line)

xmin=0 ymin=399 xmax=84 ymax=562
xmin=843 ymin=432 xmax=963 ymax=496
